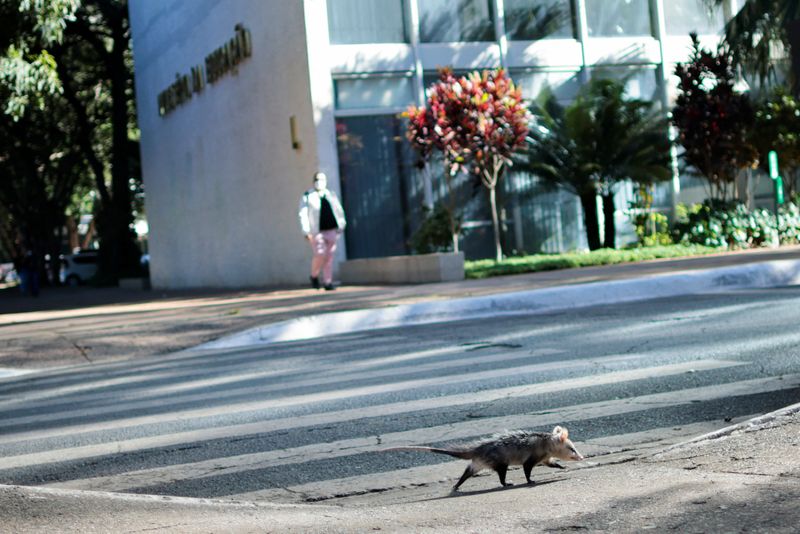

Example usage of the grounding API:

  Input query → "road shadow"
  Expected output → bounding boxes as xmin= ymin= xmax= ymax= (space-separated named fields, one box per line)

xmin=414 ymin=477 xmax=566 ymax=503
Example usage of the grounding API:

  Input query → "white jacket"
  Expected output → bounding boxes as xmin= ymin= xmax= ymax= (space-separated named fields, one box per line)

xmin=298 ymin=188 xmax=346 ymax=235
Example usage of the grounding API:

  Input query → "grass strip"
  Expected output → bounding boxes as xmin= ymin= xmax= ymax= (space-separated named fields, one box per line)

xmin=464 ymin=245 xmax=720 ymax=279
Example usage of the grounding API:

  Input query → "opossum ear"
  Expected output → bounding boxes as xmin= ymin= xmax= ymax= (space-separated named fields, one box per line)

xmin=552 ymin=426 xmax=569 ymax=442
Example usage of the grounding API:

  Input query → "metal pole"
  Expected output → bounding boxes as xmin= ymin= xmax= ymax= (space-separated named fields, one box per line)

xmin=575 ymin=0 xmax=590 ymax=84
xmin=407 ymin=0 xmax=434 ymax=209
xmin=493 ymin=0 xmax=508 ymax=70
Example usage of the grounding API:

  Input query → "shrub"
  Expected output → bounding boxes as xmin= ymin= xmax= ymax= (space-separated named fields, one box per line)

xmin=671 ymin=199 xmax=800 ymax=249
xmin=410 ymin=203 xmax=458 ymax=254
xmin=778 ymin=202 xmax=800 ymax=244
xmin=628 ymin=187 xmax=673 ymax=247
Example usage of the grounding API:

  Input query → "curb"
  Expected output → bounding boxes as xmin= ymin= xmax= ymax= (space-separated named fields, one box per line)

xmin=195 ymin=258 xmax=800 ymax=351
xmin=652 ymin=401 xmax=800 ymax=457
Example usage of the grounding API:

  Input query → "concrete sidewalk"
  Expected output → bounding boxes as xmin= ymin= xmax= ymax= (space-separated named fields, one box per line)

xmin=3 ymin=404 xmax=798 ymax=533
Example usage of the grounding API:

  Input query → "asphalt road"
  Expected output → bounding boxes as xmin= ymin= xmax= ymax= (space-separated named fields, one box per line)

xmin=1 ymin=286 xmax=799 ymax=506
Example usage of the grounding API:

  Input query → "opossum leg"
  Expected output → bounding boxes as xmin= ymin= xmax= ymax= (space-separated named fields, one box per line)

xmin=495 ymin=464 xmax=512 ymax=486
xmin=453 ymin=463 xmax=478 ymax=491
xmin=545 ymin=459 xmax=565 ymax=469
xmin=523 ymin=458 xmax=536 ymax=484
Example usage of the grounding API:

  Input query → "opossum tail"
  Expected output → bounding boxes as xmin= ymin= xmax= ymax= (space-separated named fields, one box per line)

xmin=380 ymin=446 xmax=472 ymax=460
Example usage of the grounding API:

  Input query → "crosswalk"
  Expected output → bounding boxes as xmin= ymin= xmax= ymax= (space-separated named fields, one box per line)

xmin=1 ymin=310 xmax=799 ymax=505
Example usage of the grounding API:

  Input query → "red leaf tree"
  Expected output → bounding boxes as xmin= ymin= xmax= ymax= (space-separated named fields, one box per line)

xmin=672 ymin=34 xmax=757 ymax=200
xmin=405 ymin=68 xmax=530 ymax=261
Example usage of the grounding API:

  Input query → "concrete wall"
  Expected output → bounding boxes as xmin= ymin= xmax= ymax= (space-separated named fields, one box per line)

xmin=129 ymin=0 xmax=324 ymax=288
xmin=340 ymin=252 xmax=465 ymax=284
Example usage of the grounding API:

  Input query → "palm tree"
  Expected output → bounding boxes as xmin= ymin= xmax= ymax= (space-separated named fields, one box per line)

xmin=521 ymin=90 xmax=603 ymax=250
xmin=521 ymin=80 xmax=671 ymax=250
xmin=583 ymin=80 xmax=672 ymax=248
xmin=705 ymin=0 xmax=800 ymax=91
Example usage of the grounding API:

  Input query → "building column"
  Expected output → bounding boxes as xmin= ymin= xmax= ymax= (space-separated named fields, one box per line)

xmin=493 ymin=0 xmax=508 ymax=69
xmin=575 ymin=0 xmax=590 ymax=84
xmin=407 ymin=0 xmax=434 ymax=209
xmin=651 ymin=0 xmax=682 ymax=220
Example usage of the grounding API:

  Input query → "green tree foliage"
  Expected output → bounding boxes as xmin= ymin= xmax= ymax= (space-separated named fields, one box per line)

xmin=705 ymin=0 xmax=800 ymax=91
xmin=0 ymin=1 xmax=77 ymax=116
xmin=523 ymin=79 xmax=671 ymax=250
xmin=0 ymin=80 xmax=86 ymax=275
xmin=673 ymin=34 xmax=758 ymax=201
xmin=522 ymin=90 xmax=602 ymax=250
xmin=0 ymin=0 xmax=81 ymax=271
xmin=579 ymin=79 xmax=671 ymax=249
xmin=405 ymin=68 xmax=530 ymax=262
xmin=751 ymin=88 xmax=800 ymax=196
xmin=0 ymin=0 xmax=141 ymax=282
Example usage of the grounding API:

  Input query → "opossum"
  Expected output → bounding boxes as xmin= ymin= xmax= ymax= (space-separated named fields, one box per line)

xmin=383 ymin=426 xmax=583 ymax=491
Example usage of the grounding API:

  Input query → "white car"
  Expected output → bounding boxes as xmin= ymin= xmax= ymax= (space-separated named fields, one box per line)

xmin=60 ymin=250 xmax=99 ymax=286
xmin=0 ymin=263 xmax=16 ymax=284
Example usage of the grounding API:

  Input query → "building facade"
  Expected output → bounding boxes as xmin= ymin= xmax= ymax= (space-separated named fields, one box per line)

xmin=130 ymin=0 xmax=737 ymax=289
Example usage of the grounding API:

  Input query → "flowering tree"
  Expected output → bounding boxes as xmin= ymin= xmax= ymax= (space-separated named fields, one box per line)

xmin=405 ymin=68 xmax=530 ymax=261
xmin=672 ymin=34 xmax=757 ymax=200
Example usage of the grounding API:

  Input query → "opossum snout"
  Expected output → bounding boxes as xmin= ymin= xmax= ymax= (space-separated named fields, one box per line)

xmin=559 ymin=440 xmax=583 ymax=461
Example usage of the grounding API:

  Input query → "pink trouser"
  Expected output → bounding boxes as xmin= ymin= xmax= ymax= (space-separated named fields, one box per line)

xmin=310 ymin=229 xmax=340 ymax=284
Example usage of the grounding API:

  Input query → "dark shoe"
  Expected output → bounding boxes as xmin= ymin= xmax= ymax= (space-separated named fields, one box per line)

xmin=323 ymin=283 xmax=336 ymax=291
xmin=310 ymin=276 xmax=320 ymax=289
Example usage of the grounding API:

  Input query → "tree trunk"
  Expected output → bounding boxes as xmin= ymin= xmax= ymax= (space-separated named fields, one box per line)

xmin=98 ymin=19 xmax=141 ymax=282
xmin=489 ymin=185 xmax=502 ymax=262
xmin=444 ymin=171 xmax=459 ymax=253
xmin=602 ymin=193 xmax=616 ymax=249
xmin=579 ymin=190 xmax=602 ymax=251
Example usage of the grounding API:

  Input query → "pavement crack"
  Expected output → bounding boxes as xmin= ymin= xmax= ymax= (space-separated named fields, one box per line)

xmin=462 ymin=342 xmax=523 ymax=352
xmin=283 ymin=486 xmax=312 ymax=502
xmin=646 ymin=454 xmax=704 ymax=464
xmin=56 ymin=333 xmax=93 ymax=363
xmin=712 ymin=469 xmax=797 ymax=478
xmin=622 ymin=340 xmax=649 ymax=354
xmin=124 ymin=523 xmax=194 ymax=533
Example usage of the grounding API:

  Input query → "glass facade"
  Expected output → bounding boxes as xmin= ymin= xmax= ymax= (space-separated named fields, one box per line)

xmin=334 ymin=76 xmax=415 ymax=110
xmin=335 ymin=116 xmax=425 ymax=259
xmin=664 ymin=0 xmax=725 ymax=36
xmin=513 ymin=69 xmax=582 ymax=103
xmin=327 ymin=0 xmax=407 ymax=44
xmin=327 ymin=0 xmax=726 ymax=258
xmin=504 ymin=0 xmax=576 ymax=40
xmin=418 ymin=0 xmax=495 ymax=42
xmin=584 ymin=0 xmax=653 ymax=37
xmin=590 ymin=66 xmax=660 ymax=101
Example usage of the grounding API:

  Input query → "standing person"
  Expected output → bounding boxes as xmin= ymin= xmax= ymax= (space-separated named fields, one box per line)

xmin=19 ymin=248 xmax=40 ymax=297
xmin=298 ymin=172 xmax=346 ymax=291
